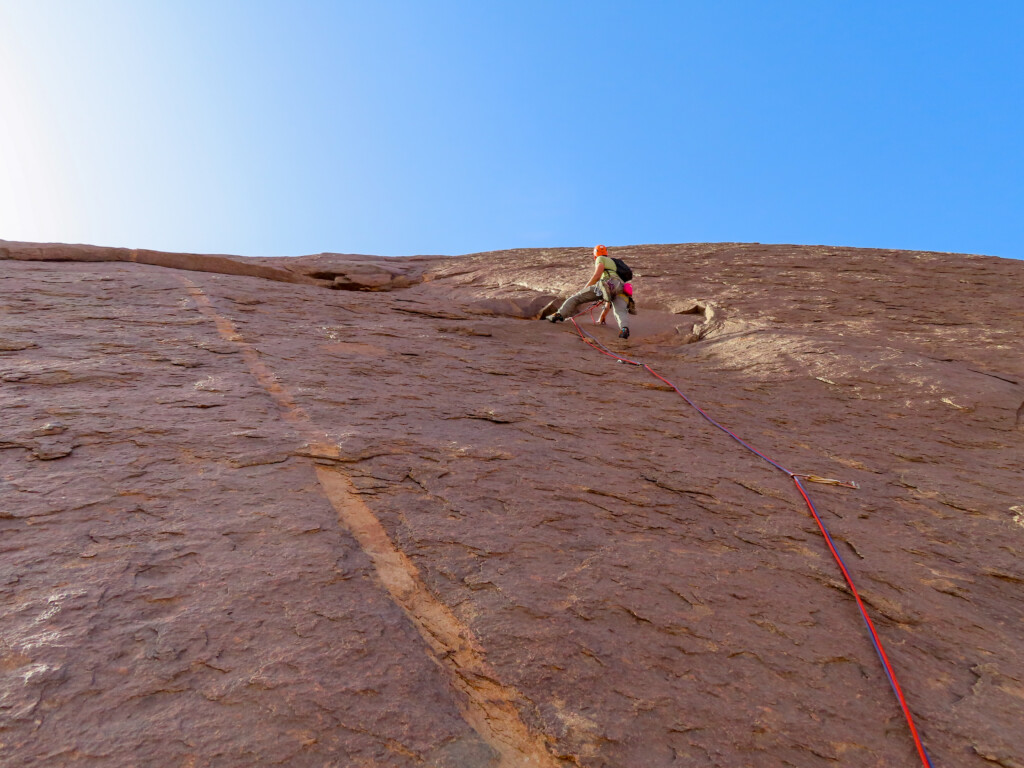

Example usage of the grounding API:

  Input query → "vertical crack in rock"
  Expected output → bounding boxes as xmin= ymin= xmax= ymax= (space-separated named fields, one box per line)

xmin=315 ymin=467 xmax=561 ymax=768
xmin=181 ymin=277 xmax=562 ymax=768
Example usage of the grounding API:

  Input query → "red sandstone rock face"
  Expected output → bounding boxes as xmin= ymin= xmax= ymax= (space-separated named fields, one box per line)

xmin=1 ymin=240 xmax=1021 ymax=767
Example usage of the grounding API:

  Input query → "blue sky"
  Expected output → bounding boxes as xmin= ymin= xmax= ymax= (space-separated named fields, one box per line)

xmin=1 ymin=1 xmax=1021 ymax=259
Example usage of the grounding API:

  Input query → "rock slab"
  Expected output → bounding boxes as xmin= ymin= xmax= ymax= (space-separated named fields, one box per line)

xmin=1 ymin=241 xmax=1022 ymax=767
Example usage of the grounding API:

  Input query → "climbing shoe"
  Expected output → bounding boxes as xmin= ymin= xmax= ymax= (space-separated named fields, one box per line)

xmin=618 ymin=327 xmax=630 ymax=339
xmin=547 ymin=312 xmax=564 ymax=323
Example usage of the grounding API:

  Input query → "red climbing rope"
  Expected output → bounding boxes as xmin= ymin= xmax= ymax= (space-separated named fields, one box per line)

xmin=565 ymin=308 xmax=935 ymax=768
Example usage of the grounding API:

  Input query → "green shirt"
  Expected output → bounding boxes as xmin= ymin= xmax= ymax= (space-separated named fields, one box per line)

xmin=595 ymin=255 xmax=619 ymax=282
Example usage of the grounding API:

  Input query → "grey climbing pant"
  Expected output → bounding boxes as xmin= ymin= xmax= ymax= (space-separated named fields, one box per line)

xmin=557 ymin=283 xmax=629 ymax=332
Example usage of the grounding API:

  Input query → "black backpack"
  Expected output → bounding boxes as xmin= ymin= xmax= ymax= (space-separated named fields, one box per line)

xmin=611 ymin=257 xmax=633 ymax=282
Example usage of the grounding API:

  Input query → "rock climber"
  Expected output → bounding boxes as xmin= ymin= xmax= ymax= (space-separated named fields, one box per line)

xmin=546 ymin=245 xmax=631 ymax=339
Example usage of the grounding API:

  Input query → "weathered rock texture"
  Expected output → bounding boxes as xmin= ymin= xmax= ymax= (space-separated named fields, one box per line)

xmin=1 ymin=239 xmax=1022 ymax=768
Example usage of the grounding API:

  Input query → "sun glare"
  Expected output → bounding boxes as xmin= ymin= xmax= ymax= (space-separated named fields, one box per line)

xmin=0 ymin=43 xmax=80 ymax=244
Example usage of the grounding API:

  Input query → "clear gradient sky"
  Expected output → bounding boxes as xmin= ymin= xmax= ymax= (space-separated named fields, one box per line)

xmin=1 ymin=1 xmax=1021 ymax=259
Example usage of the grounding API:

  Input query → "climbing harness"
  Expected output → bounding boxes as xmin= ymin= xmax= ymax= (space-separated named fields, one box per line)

xmin=565 ymin=307 xmax=935 ymax=768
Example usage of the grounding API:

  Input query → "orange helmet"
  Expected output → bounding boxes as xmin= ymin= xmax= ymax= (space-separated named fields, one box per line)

xmin=594 ymin=244 xmax=608 ymax=257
